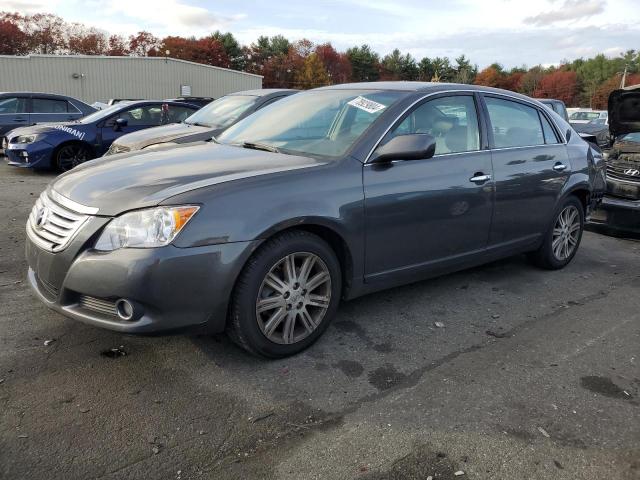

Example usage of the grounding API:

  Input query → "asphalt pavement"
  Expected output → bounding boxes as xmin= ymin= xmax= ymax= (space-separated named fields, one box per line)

xmin=1 ymin=163 xmax=638 ymax=480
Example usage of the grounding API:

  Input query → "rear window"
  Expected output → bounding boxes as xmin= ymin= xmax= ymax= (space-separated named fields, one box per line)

xmin=33 ymin=98 xmax=69 ymax=113
xmin=485 ymin=97 xmax=545 ymax=148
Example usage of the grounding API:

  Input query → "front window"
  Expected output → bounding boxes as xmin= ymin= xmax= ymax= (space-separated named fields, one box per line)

xmin=217 ymin=89 xmax=407 ymax=158
xmin=78 ymin=104 xmax=124 ymax=123
xmin=186 ymin=95 xmax=258 ymax=129
xmin=383 ymin=95 xmax=480 ymax=155
xmin=0 ymin=97 xmax=28 ymax=114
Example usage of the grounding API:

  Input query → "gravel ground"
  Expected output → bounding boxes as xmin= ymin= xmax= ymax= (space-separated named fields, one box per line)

xmin=1 ymin=162 xmax=639 ymax=480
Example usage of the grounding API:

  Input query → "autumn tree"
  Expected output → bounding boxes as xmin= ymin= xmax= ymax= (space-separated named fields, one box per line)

xmin=128 ymin=31 xmax=159 ymax=56
xmin=296 ymin=52 xmax=329 ymax=89
xmin=315 ymin=43 xmax=351 ymax=84
xmin=592 ymin=73 xmax=640 ymax=109
xmin=23 ymin=13 xmax=67 ymax=54
xmin=453 ymin=55 xmax=477 ymax=84
xmin=533 ymin=69 xmax=578 ymax=104
xmin=0 ymin=14 xmax=28 ymax=54
xmin=68 ymin=27 xmax=107 ymax=55
xmin=474 ymin=66 xmax=503 ymax=87
xmin=519 ymin=66 xmax=544 ymax=96
xmin=106 ymin=35 xmax=129 ymax=56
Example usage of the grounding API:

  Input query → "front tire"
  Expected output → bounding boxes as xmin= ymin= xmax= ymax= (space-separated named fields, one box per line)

xmin=227 ymin=230 xmax=342 ymax=358
xmin=529 ymin=196 xmax=584 ymax=270
xmin=55 ymin=143 xmax=92 ymax=172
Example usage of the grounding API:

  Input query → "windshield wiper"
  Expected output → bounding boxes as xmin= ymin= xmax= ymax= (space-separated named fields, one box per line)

xmin=187 ymin=121 xmax=212 ymax=128
xmin=240 ymin=141 xmax=280 ymax=153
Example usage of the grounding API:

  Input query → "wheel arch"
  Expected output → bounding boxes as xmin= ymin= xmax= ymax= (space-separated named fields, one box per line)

xmin=52 ymin=139 xmax=96 ymax=168
xmin=255 ymin=218 xmax=355 ymax=299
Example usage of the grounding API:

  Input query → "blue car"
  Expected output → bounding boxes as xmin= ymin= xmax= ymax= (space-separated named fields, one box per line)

xmin=5 ymin=100 xmax=199 ymax=171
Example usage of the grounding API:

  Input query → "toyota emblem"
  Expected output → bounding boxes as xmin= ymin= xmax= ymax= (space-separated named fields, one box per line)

xmin=35 ymin=206 xmax=49 ymax=229
xmin=624 ymin=168 xmax=640 ymax=177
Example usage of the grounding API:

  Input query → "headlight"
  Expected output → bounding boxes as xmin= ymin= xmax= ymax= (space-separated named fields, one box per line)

xmin=94 ymin=206 xmax=199 ymax=251
xmin=15 ymin=134 xmax=38 ymax=144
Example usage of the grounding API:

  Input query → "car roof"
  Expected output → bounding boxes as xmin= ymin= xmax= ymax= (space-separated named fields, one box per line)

xmin=315 ymin=81 xmax=538 ymax=101
xmin=114 ymin=100 xmax=199 ymax=107
xmin=228 ymin=89 xmax=298 ymax=97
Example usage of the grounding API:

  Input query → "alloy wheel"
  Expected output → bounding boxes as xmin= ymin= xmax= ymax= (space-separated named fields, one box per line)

xmin=255 ymin=252 xmax=332 ymax=345
xmin=57 ymin=145 xmax=88 ymax=171
xmin=552 ymin=205 xmax=581 ymax=261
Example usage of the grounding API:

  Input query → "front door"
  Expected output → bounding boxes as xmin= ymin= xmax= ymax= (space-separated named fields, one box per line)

xmin=99 ymin=104 xmax=165 ymax=154
xmin=363 ymin=94 xmax=494 ymax=283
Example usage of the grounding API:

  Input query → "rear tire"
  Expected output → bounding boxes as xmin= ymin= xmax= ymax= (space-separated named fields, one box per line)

xmin=529 ymin=196 xmax=584 ymax=270
xmin=227 ymin=230 xmax=342 ymax=358
xmin=55 ymin=143 xmax=92 ymax=172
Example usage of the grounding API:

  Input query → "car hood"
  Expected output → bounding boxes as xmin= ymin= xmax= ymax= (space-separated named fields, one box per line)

xmin=608 ymin=86 xmax=640 ymax=137
xmin=6 ymin=122 xmax=88 ymax=139
xmin=112 ymin=123 xmax=213 ymax=150
xmin=51 ymin=143 xmax=327 ymax=216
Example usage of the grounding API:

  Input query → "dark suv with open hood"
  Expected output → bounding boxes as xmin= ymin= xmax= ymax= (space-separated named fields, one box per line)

xmin=589 ymin=84 xmax=640 ymax=234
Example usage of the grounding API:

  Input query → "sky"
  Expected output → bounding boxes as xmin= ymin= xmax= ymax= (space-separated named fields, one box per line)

xmin=1 ymin=0 xmax=640 ymax=68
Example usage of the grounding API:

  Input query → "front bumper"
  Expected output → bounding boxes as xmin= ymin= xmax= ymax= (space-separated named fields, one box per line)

xmin=5 ymin=141 xmax=54 ymax=169
xmin=589 ymin=195 xmax=640 ymax=235
xmin=26 ymin=231 xmax=259 ymax=334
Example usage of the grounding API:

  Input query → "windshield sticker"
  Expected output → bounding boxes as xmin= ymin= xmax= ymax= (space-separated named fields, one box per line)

xmin=52 ymin=124 xmax=86 ymax=140
xmin=347 ymin=96 xmax=386 ymax=114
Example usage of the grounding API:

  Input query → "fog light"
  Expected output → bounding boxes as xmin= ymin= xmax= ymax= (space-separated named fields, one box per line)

xmin=115 ymin=299 xmax=134 ymax=321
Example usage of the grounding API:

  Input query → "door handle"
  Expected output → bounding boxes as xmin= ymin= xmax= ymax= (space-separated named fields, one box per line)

xmin=12 ymin=118 xmax=26 ymax=122
xmin=553 ymin=163 xmax=567 ymax=172
xmin=470 ymin=173 xmax=492 ymax=183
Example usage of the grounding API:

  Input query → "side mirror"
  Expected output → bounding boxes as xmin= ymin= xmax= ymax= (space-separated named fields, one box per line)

xmin=369 ymin=134 xmax=436 ymax=164
xmin=114 ymin=118 xmax=128 ymax=131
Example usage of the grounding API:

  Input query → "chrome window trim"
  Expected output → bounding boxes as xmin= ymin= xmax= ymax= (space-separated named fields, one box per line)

xmin=364 ymin=89 xmax=567 ymax=164
xmin=49 ymin=188 xmax=99 ymax=215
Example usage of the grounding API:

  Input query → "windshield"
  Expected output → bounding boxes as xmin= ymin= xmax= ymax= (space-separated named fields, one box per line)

xmin=570 ymin=111 xmax=603 ymax=121
xmin=186 ymin=95 xmax=257 ymax=128
xmin=620 ymin=132 xmax=640 ymax=143
xmin=77 ymin=104 xmax=125 ymax=123
xmin=217 ymin=89 xmax=407 ymax=158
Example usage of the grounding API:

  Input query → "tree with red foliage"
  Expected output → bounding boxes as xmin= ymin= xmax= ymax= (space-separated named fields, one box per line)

xmin=591 ymin=73 xmax=640 ymax=109
xmin=191 ymin=37 xmax=230 ymax=68
xmin=23 ymin=13 xmax=66 ymax=54
xmin=501 ymin=72 xmax=524 ymax=92
xmin=474 ymin=67 xmax=503 ymax=87
xmin=68 ymin=29 xmax=106 ymax=55
xmin=128 ymin=31 xmax=159 ymax=56
xmin=106 ymin=35 xmax=129 ymax=56
xmin=533 ymin=70 xmax=578 ymax=104
xmin=315 ymin=43 xmax=351 ymax=84
xmin=0 ymin=15 xmax=28 ymax=54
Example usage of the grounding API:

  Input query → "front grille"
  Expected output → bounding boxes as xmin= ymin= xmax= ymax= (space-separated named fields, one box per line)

xmin=106 ymin=143 xmax=130 ymax=155
xmin=606 ymin=162 xmax=640 ymax=183
xmin=26 ymin=191 xmax=91 ymax=252
xmin=79 ymin=295 xmax=117 ymax=317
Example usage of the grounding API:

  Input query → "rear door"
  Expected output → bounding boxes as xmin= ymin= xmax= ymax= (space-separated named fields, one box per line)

xmin=31 ymin=97 xmax=79 ymax=124
xmin=0 ymin=96 xmax=29 ymax=136
xmin=481 ymin=94 xmax=569 ymax=248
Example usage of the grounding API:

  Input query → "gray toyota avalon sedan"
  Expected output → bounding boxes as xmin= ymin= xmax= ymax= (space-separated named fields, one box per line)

xmin=25 ymin=82 xmax=605 ymax=357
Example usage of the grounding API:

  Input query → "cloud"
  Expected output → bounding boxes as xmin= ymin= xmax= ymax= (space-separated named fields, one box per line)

xmin=84 ymin=0 xmax=245 ymax=36
xmin=524 ymin=0 xmax=606 ymax=25
xmin=0 ymin=0 xmax=61 ymax=13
